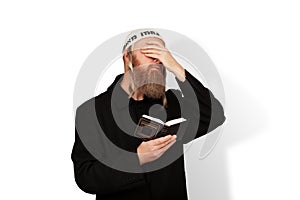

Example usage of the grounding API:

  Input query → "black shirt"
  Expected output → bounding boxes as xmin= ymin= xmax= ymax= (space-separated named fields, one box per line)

xmin=71 ymin=70 xmax=226 ymax=200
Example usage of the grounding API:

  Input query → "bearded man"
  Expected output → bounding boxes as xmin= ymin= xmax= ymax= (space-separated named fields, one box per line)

xmin=71 ymin=29 xmax=226 ymax=200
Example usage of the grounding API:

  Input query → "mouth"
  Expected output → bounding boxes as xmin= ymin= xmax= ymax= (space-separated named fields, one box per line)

xmin=150 ymin=67 xmax=160 ymax=71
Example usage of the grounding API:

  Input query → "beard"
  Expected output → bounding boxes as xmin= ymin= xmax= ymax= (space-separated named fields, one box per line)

xmin=130 ymin=63 xmax=166 ymax=99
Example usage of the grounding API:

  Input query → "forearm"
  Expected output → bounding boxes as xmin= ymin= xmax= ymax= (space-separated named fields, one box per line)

xmin=175 ymin=70 xmax=226 ymax=141
xmin=169 ymin=60 xmax=186 ymax=82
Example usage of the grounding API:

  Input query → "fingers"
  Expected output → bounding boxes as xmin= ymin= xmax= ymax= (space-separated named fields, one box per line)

xmin=141 ymin=49 xmax=161 ymax=57
xmin=152 ymin=135 xmax=177 ymax=150
xmin=143 ymin=53 xmax=160 ymax=59
xmin=140 ymin=49 xmax=161 ymax=54
xmin=151 ymin=135 xmax=173 ymax=146
xmin=140 ymin=45 xmax=169 ymax=60
xmin=137 ymin=135 xmax=177 ymax=165
xmin=140 ymin=49 xmax=162 ymax=58
xmin=156 ymin=139 xmax=177 ymax=156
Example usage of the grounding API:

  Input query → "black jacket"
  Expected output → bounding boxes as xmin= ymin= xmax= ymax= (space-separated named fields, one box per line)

xmin=71 ymin=70 xmax=226 ymax=200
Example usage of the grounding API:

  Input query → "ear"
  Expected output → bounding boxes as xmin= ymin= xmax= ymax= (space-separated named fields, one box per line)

xmin=123 ymin=50 xmax=129 ymax=62
xmin=123 ymin=50 xmax=132 ymax=72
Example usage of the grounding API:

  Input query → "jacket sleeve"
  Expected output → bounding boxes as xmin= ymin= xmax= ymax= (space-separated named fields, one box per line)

xmin=71 ymin=101 xmax=146 ymax=195
xmin=175 ymin=69 xmax=226 ymax=144
xmin=71 ymin=128 xmax=146 ymax=195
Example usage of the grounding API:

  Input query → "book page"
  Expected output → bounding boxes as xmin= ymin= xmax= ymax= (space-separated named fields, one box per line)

xmin=165 ymin=118 xmax=186 ymax=127
xmin=142 ymin=115 xmax=164 ymax=125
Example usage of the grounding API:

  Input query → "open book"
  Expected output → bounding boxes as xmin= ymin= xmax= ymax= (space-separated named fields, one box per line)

xmin=133 ymin=115 xmax=188 ymax=141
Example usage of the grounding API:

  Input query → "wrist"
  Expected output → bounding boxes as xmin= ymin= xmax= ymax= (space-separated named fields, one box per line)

xmin=137 ymin=148 xmax=145 ymax=165
xmin=172 ymin=63 xmax=186 ymax=82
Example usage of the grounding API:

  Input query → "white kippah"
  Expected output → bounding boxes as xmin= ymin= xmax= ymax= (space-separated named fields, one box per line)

xmin=122 ymin=28 xmax=164 ymax=53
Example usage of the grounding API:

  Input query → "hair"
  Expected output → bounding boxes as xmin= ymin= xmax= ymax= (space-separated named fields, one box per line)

xmin=125 ymin=45 xmax=168 ymax=108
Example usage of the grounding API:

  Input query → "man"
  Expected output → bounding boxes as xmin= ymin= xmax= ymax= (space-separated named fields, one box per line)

xmin=72 ymin=29 xmax=226 ymax=200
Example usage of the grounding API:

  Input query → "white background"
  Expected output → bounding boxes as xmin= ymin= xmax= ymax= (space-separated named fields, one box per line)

xmin=1 ymin=0 xmax=299 ymax=200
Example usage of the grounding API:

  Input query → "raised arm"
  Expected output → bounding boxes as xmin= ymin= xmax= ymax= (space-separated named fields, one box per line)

xmin=175 ymin=70 xmax=226 ymax=143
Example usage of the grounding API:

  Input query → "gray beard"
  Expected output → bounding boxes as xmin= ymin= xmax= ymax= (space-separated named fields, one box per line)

xmin=131 ymin=64 xmax=166 ymax=99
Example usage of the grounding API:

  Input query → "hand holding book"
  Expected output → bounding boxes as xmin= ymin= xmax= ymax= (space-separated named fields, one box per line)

xmin=137 ymin=134 xmax=177 ymax=165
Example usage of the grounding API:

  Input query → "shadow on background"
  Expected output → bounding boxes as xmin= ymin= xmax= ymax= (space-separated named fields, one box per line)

xmin=184 ymin=76 xmax=268 ymax=200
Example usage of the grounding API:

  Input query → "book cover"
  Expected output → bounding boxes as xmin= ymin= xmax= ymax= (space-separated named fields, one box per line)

xmin=134 ymin=115 xmax=188 ymax=141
